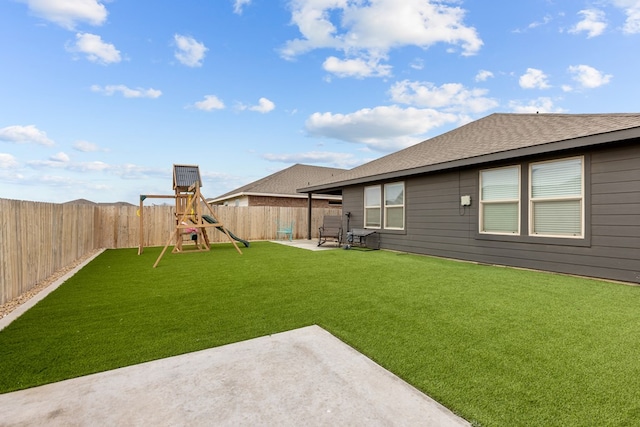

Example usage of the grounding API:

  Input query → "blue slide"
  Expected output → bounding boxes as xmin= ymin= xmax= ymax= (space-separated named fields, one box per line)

xmin=202 ymin=215 xmax=250 ymax=247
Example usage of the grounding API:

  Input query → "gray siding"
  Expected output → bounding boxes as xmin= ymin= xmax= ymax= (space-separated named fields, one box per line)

xmin=342 ymin=186 xmax=364 ymax=236
xmin=342 ymin=143 xmax=640 ymax=284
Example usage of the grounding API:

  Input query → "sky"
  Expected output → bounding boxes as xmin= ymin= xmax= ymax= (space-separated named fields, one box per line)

xmin=1 ymin=0 xmax=639 ymax=204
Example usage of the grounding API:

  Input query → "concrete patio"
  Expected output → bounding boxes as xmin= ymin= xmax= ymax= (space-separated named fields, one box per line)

xmin=0 ymin=326 xmax=470 ymax=426
xmin=270 ymin=238 xmax=342 ymax=251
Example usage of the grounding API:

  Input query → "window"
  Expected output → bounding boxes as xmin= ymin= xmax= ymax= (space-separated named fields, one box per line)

xmin=384 ymin=182 xmax=404 ymax=229
xmin=364 ymin=183 xmax=405 ymax=230
xmin=364 ymin=185 xmax=381 ymax=228
xmin=530 ymin=157 xmax=583 ymax=237
xmin=480 ymin=166 xmax=520 ymax=234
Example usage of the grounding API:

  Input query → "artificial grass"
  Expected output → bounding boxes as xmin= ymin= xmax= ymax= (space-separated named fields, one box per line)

xmin=1 ymin=241 xmax=639 ymax=426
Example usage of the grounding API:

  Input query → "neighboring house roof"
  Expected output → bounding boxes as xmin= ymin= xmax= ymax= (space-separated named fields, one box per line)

xmin=64 ymin=198 xmax=96 ymax=205
xmin=98 ymin=201 xmax=136 ymax=206
xmin=210 ymin=164 xmax=346 ymax=203
xmin=300 ymin=113 xmax=640 ymax=193
xmin=64 ymin=199 xmax=135 ymax=206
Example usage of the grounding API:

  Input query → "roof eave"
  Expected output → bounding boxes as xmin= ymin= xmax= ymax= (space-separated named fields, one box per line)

xmin=209 ymin=191 xmax=342 ymax=203
xmin=300 ymin=127 xmax=640 ymax=193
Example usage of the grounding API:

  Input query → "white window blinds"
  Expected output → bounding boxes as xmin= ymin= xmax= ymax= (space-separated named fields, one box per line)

xmin=530 ymin=157 xmax=583 ymax=237
xmin=480 ymin=166 xmax=520 ymax=234
xmin=364 ymin=186 xmax=381 ymax=228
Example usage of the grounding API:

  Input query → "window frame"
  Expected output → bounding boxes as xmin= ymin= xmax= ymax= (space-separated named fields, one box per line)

xmin=528 ymin=156 xmax=584 ymax=239
xmin=479 ymin=165 xmax=521 ymax=236
xmin=383 ymin=182 xmax=405 ymax=230
xmin=364 ymin=185 xmax=382 ymax=229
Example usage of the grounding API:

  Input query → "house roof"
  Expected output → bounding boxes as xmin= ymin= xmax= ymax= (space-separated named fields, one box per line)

xmin=63 ymin=199 xmax=135 ymax=206
xmin=210 ymin=164 xmax=346 ymax=203
xmin=300 ymin=113 xmax=640 ymax=193
xmin=173 ymin=164 xmax=202 ymax=190
xmin=64 ymin=198 xmax=96 ymax=205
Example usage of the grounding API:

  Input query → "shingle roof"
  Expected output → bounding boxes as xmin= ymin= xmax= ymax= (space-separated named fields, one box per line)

xmin=300 ymin=113 xmax=640 ymax=192
xmin=63 ymin=198 xmax=96 ymax=205
xmin=63 ymin=199 xmax=135 ymax=206
xmin=210 ymin=164 xmax=346 ymax=202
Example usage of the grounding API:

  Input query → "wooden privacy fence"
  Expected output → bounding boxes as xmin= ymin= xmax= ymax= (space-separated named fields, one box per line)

xmin=1 ymin=198 xmax=341 ymax=305
xmin=0 ymin=199 xmax=97 ymax=306
xmin=103 ymin=204 xmax=342 ymax=248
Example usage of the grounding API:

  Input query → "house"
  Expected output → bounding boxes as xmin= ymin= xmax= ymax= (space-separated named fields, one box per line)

xmin=209 ymin=164 xmax=344 ymax=208
xmin=64 ymin=199 xmax=135 ymax=207
xmin=300 ymin=113 xmax=640 ymax=284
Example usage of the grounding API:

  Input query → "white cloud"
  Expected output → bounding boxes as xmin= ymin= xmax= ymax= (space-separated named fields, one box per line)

xmin=25 ymin=160 xmax=54 ymax=169
xmin=173 ymin=34 xmax=208 ymax=67
xmin=323 ymin=56 xmax=392 ymax=78
xmin=236 ymin=97 xmax=276 ymax=113
xmin=91 ymin=84 xmax=162 ymax=98
xmin=31 ymin=174 xmax=111 ymax=195
xmin=22 ymin=0 xmax=108 ymax=29
xmin=612 ymin=0 xmax=640 ymax=34
xmin=0 ymin=168 xmax=26 ymax=185
xmin=233 ymin=0 xmax=252 ymax=14
xmin=0 ymin=153 xmax=19 ymax=168
xmin=519 ymin=68 xmax=551 ymax=89
xmin=409 ymin=58 xmax=424 ymax=70
xmin=305 ymin=105 xmax=459 ymax=152
xmin=194 ymin=95 xmax=226 ymax=111
xmin=67 ymin=33 xmax=121 ymax=64
xmin=73 ymin=140 xmax=104 ymax=152
xmin=280 ymin=0 xmax=482 ymax=77
xmin=249 ymin=97 xmax=276 ymax=113
xmin=517 ymin=14 xmax=553 ymax=32
xmin=27 ymin=160 xmax=117 ymax=174
xmin=262 ymin=151 xmax=361 ymax=168
xmin=569 ymin=9 xmax=607 ymax=38
xmin=568 ymin=64 xmax=612 ymax=88
xmin=26 ymin=157 xmax=168 ymax=181
xmin=0 ymin=125 xmax=54 ymax=146
xmin=389 ymin=80 xmax=498 ymax=114
xmin=80 ymin=161 xmax=112 ymax=172
xmin=508 ymin=97 xmax=565 ymax=114
xmin=113 ymin=163 xmax=158 ymax=179
xmin=29 ymin=158 xmax=111 ymax=172
xmin=50 ymin=152 xmax=70 ymax=162
xmin=0 ymin=159 xmax=170 ymax=202
xmin=40 ymin=175 xmax=83 ymax=186
xmin=200 ymin=169 xmax=238 ymax=183
xmin=475 ymin=70 xmax=494 ymax=82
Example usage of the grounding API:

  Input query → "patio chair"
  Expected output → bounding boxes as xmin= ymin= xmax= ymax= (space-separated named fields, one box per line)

xmin=318 ymin=215 xmax=343 ymax=247
xmin=275 ymin=220 xmax=294 ymax=241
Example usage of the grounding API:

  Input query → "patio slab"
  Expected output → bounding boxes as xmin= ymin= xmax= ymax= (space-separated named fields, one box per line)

xmin=270 ymin=238 xmax=342 ymax=251
xmin=0 ymin=325 xmax=470 ymax=426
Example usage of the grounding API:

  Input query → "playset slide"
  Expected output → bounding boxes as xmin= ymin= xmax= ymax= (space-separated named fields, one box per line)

xmin=202 ymin=215 xmax=250 ymax=248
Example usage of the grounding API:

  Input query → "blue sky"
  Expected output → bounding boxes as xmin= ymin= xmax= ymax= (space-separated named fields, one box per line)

xmin=1 ymin=0 xmax=639 ymax=204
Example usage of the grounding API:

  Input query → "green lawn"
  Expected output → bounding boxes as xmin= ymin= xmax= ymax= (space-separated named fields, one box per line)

xmin=1 ymin=242 xmax=639 ymax=426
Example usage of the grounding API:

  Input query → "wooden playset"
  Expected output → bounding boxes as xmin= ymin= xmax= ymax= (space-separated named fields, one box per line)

xmin=138 ymin=164 xmax=243 ymax=267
